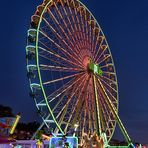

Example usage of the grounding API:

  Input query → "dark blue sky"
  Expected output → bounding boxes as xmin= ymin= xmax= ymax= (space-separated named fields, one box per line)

xmin=0 ymin=0 xmax=148 ymax=144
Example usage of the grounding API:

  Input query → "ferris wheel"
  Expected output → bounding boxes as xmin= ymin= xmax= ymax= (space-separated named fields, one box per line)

xmin=26 ymin=0 xmax=133 ymax=146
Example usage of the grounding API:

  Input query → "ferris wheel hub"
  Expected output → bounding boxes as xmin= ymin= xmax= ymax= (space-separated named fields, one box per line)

xmin=82 ymin=56 xmax=103 ymax=76
xmin=82 ymin=55 xmax=90 ymax=67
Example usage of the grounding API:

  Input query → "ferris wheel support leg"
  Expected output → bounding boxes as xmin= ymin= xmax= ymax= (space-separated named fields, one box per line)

xmin=93 ymin=75 xmax=102 ymax=136
xmin=97 ymin=79 xmax=133 ymax=146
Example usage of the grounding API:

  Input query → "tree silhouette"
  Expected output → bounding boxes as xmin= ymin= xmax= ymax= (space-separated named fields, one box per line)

xmin=0 ymin=105 xmax=14 ymax=117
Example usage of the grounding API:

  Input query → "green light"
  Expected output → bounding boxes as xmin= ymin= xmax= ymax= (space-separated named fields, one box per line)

xmin=94 ymin=64 xmax=98 ymax=73
xmin=89 ymin=60 xmax=103 ymax=76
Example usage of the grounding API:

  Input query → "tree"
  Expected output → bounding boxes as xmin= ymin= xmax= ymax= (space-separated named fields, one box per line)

xmin=16 ymin=121 xmax=40 ymax=133
xmin=0 ymin=105 xmax=14 ymax=117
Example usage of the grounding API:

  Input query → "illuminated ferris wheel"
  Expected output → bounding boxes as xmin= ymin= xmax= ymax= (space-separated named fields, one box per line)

xmin=26 ymin=0 xmax=133 ymax=147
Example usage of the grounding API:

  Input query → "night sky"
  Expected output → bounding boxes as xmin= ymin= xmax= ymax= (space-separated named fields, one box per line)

xmin=0 ymin=0 xmax=148 ymax=144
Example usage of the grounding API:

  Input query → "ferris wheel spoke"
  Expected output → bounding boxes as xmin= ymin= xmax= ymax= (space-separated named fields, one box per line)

xmin=42 ymin=94 xmax=66 ymax=125
xmin=76 ymin=7 xmax=92 ymax=57
xmin=89 ymin=26 xmax=94 ymax=56
xmin=52 ymin=90 xmax=70 ymax=114
xmin=38 ymin=40 xmax=81 ymax=69
xmin=85 ymin=21 xmax=93 ymax=53
xmin=70 ymin=1 xmax=89 ymax=50
xmin=38 ymin=52 xmax=70 ymax=69
xmin=39 ymin=64 xmax=82 ymax=73
xmin=101 ymin=75 xmax=117 ymax=86
xmin=100 ymin=102 xmax=116 ymax=136
xmin=27 ymin=43 xmax=63 ymax=68
xmin=65 ymin=0 xmax=79 ymax=34
xmin=38 ymin=47 xmax=79 ymax=69
xmin=84 ymin=21 xmax=91 ymax=52
xmin=93 ymin=39 xmax=104 ymax=63
xmin=68 ymin=1 xmax=92 ymax=59
xmin=80 ymin=14 xmax=92 ymax=58
xmin=71 ymin=1 xmax=84 ymax=44
xmin=55 ymin=75 xmax=87 ymax=134
xmin=42 ymin=16 xmax=76 ymax=50
xmin=86 ymin=91 xmax=93 ymax=135
xmin=100 ymin=63 xmax=114 ymax=69
xmin=83 ymin=81 xmax=95 ymax=135
xmin=50 ymin=1 xmax=78 ymax=45
xmin=73 ymin=101 xmax=85 ymax=135
xmin=70 ymin=82 xmax=89 ymax=130
xmin=38 ymin=42 xmax=84 ymax=69
xmin=46 ymin=8 xmax=84 ymax=62
xmin=96 ymin=85 xmax=105 ymax=132
xmin=54 ymin=75 xmax=87 ymax=133
xmin=97 ymin=54 xmax=111 ymax=66
xmin=96 ymin=82 xmax=117 ymax=114
xmin=91 ymin=27 xmax=100 ymax=57
xmin=55 ymin=73 xmax=87 ymax=118
xmin=95 ymin=45 xmax=108 ymax=63
xmin=61 ymin=1 xmax=88 ymax=60
xmin=47 ymin=73 xmax=86 ymax=103
xmin=93 ymin=75 xmax=102 ymax=136
xmin=38 ymin=86 xmax=77 ymax=131
xmin=77 ymin=7 xmax=88 ymax=48
xmin=99 ymin=104 xmax=107 ymax=133
xmin=81 ymin=103 xmax=87 ymax=137
xmin=97 ymin=76 xmax=117 ymax=100
xmin=43 ymin=10 xmax=83 ymax=62
xmin=70 ymin=75 xmax=90 ymax=127
xmin=64 ymin=74 xmax=90 ymax=133
xmin=39 ymin=30 xmax=83 ymax=67
xmin=53 ymin=2 xmax=83 ymax=57
xmin=39 ymin=30 xmax=84 ymax=68
xmin=91 ymin=29 xmax=97 ymax=59
xmin=58 ymin=1 xmax=82 ymax=58
xmin=88 ymin=20 xmax=96 ymax=56
xmin=39 ymin=53 xmax=71 ymax=69
xmin=98 ymin=93 xmax=114 ymax=136
xmin=84 ymin=10 xmax=92 ymax=50
xmin=98 ymin=76 xmax=117 ymax=93
xmin=95 ymin=98 xmax=106 ymax=134
xmin=100 ymin=86 xmax=117 ymax=104
xmin=102 ymin=71 xmax=116 ymax=76
xmin=100 ymin=83 xmax=117 ymax=99
xmin=98 ymin=78 xmax=132 ymax=143
xmin=97 ymin=83 xmax=116 ymax=128
xmin=89 ymin=85 xmax=97 ymax=133
xmin=97 ymin=78 xmax=118 ymax=114
xmin=93 ymin=36 xmax=105 ymax=62
xmin=43 ymin=72 xmax=84 ymax=85
xmin=55 ymin=105 xmax=69 ymax=134
xmin=55 ymin=85 xmax=80 ymax=120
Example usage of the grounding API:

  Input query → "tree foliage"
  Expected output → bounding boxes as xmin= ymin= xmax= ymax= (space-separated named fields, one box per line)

xmin=0 ymin=105 xmax=14 ymax=117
